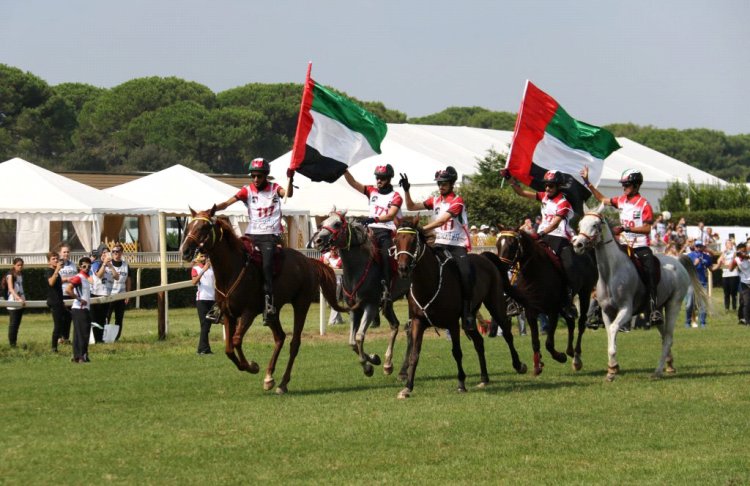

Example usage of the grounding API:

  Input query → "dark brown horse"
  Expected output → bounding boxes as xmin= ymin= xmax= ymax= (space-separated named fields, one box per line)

xmin=493 ymin=228 xmax=597 ymax=375
xmin=393 ymin=217 xmax=527 ymax=399
xmin=180 ymin=207 xmax=347 ymax=394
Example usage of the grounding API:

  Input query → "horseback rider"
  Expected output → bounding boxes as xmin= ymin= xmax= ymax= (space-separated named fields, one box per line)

xmin=503 ymin=168 xmax=579 ymax=320
xmin=401 ymin=166 xmax=476 ymax=335
xmin=342 ymin=164 xmax=403 ymax=304
xmin=212 ymin=157 xmax=293 ymax=326
xmin=581 ymin=166 xmax=663 ymax=324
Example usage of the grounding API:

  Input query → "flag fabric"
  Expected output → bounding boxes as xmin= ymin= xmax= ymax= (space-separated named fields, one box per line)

xmin=289 ymin=65 xmax=387 ymax=183
xmin=506 ymin=80 xmax=621 ymax=215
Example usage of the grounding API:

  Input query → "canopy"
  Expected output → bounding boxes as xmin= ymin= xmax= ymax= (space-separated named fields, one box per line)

xmin=271 ymin=124 xmax=726 ymax=215
xmin=0 ymin=157 xmax=154 ymax=253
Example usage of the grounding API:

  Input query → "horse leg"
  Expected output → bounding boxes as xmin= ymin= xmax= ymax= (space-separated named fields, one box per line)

xmin=654 ymin=298 xmax=679 ymax=378
xmin=572 ymin=292 xmax=590 ymax=372
xmin=223 ymin=317 xmax=243 ymax=370
xmin=545 ymin=313 xmax=568 ymax=363
xmin=527 ymin=311 xmax=544 ymax=376
xmin=398 ymin=317 xmax=425 ymax=399
xmin=382 ymin=301 xmax=400 ymax=375
xmin=398 ymin=318 xmax=412 ymax=382
xmin=465 ymin=323 xmax=490 ymax=387
xmin=355 ymin=304 xmax=377 ymax=377
xmin=604 ymin=307 xmax=631 ymax=381
xmin=275 ymin=302 xmax=310 ymax=395
xmin=487 ymin=301 xmax=527 ymax=375
xmin=263 ymin=312 xmax=287 ymax=392
xmin=450 ymin=320 xmax=468 ymax=393
xmin=232 ymin=311 xmax=261 ymax=374
xmin=348 ymin=308 xmax=362 ymax=356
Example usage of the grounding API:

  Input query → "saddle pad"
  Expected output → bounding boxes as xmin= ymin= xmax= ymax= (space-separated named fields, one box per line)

xmin=621 ymin=245 xmax=661 ymax=286
xmin=535 ymin=240 xmax=563 ymax=273
xmin=240 ymin=236 xmax=284 ymax=275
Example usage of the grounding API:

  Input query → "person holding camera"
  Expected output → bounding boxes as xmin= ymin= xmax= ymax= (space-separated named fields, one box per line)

xmin=90 ymin=246 xmax=119 ymax=343
xmin=713 ymin=239 xmax=740 ymax=313
xmin=730 ymin=242 xmax=750 ymax=325
xmin=45 ymin=251 xmax=66 ymax=352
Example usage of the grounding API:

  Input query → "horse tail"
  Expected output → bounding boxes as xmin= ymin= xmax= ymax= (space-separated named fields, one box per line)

xmin=677 ymin=254 xmax=710 ymax=312
xmin=309 ymin=258 xmax=350 ymax=313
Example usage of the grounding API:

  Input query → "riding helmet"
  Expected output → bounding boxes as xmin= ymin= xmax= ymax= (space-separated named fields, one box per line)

xmin=542 ymin=170 xmax=564 ymax=185
xmin=619 ymin=169 xmax=643 ymax=186
xmin=374 ymin=164 xmax=394 ymax=178
xmin=434 ymin=166 xmax=458 ymax=183
xmin=248 ymin=157 xmax=271 ymax=174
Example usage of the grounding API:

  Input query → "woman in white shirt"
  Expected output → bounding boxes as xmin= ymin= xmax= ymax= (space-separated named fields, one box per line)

xmin=6 ymin=258 xmax=26 ymax=347
xmin=714 ymin=239 xmax=739 ymax=312
xmin=191 ymin=254 xmax=216 ymax=355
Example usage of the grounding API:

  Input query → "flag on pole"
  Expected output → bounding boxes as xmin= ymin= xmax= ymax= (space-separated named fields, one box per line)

xmin=506 ymin=80 xmax=621 ymax=215
xmin=288 ymin=64 xmax=387 ymax=183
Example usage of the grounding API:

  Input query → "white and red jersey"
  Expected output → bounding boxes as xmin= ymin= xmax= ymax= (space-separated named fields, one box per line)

xmin=68 ymin=271 xmax=91 ymax=310
xmin=236 ymin=182 xmax=283 ymax=235
xmin=192 ymin=264 xmax=215 ymax=301
xmin=322 ymin=252 xmax=342 ymax=269
xmin=364 ymin=186 xmax=403 ymax=231
xmin=535 ymin=191 xmax=574 ymax=239
xmin=423 ymin=193 xmax=470 ymax=249
xmin=610 ymin=194 xmax=654 ymax=248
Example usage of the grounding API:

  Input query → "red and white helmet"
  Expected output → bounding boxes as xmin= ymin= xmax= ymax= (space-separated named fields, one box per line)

xmin=248 ymin=157 xmax=270 ymax=174
xmin=543 ymin=170 xmax=563 ymax=185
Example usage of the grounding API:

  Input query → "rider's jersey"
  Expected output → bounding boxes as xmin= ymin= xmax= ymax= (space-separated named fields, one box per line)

xmin=535 ymin=191 xmax=574 ymax=239
xmin=610 ymin=194 xmax=653 ymax=248
xmin=68 ymin=271 xmax=91 ymax=310
xmin=422 ymin=193 xmax=471 ymax=249
xmin=236 ymin=182 xmax=283 ymax=236
xmin=364 ymin=185 xmax=403 ymax=232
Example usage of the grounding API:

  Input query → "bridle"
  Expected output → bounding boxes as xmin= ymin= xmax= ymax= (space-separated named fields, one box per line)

xmin=576 ymin=212 xmax=605 ymax=246
xmin=392 ymin=226 xmax=425 ymax=274
xmin=184 ymin=216 xmax=225 ymax=253
xmin=320 ymin=211 xmax=353 ymax=251
xmin=497 ymin=230 xmax=524 ymax=266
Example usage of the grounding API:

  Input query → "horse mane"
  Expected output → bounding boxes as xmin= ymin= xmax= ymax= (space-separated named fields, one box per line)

xmin=213 ymin=215 xmax=245 ymax=254
xmin=397 ymin=218 xmax=435 ymax=246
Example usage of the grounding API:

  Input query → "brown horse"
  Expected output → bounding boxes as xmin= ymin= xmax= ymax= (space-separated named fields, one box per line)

xmin=180 ymin=207 xmax=347 ymax=394
xmin=393 ymin=217 xmax=527 ymax=399
xmin=493 ymin=228 xmax=597 ymax=375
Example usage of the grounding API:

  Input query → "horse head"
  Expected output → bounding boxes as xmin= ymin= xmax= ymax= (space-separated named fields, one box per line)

xmin=393 ymin=215 xmax=424 ymax=278
xmin=180 ymin=206 xmax=222 ymax=262
xmin=572 ymin=204 xmax=608 ymax=255
xmin=495 ymin=225 xmax=525 ymax=267
xmin=313 ymin=208 xmax=350 ymax=251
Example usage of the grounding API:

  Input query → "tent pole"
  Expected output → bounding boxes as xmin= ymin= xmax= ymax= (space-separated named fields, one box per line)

xmin=158 ymin=212 xmax=169 ymax=339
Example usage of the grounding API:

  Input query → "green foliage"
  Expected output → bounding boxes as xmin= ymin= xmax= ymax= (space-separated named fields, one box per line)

xmin=668 ymin=209 xmax=750 ymax=227
xmin=458 ymin=149 xmax=537 ymax=226
xmin=659 ymin=180 xmax=750 ymax=212
xmin=409 ymin=106 xmax=516 ymax=130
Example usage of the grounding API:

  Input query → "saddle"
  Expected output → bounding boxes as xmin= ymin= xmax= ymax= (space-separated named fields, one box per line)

xmin=620 ymin=245 xmax=661 ymax=286
xmin=534 ymin=240 xmax=563 ymax=273
xmin=239 ymin=235 xmax=285 ymax=276
xmin=369 ymin=231 xmax=399 ymax=290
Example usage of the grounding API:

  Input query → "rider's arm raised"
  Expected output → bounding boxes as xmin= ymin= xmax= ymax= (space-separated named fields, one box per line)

xmin=342 ymin=170 xmax=365 ymax=195
xmin=403 ymin=190 xmax=426 ymax=211
xmin=580 ymin=165 xmax=613 ymax=206
xmin=508 ymin=178 xmax=537 ymax=200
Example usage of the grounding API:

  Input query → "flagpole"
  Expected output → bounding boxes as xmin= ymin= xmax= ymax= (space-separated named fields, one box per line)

xmin=285 ymin=62 xmax=313 ymax=203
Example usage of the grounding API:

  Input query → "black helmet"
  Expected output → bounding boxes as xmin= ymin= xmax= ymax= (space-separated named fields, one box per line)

xmin=435 ymin=166 xmax=458 ymax=183
xmin=542 ymin=170 xmax=564 ymax=186
xmin=619 ymin=169 xmax=643 ymax=186
xmin=374 ymin=164 xmax=394 ymax=178
xmin=248 ymin=157 xmax=270 ymax=174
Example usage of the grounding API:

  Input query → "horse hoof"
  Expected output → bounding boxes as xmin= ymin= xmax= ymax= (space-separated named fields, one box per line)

xmin=573 ymin=358 xmax=583 ymax=372
xmin=397 ymin=388 xmax=411 ymax=399
xmin=363 ymin=363 xmax=374 ymax=377
xmin=383 ymin=364 xmax=394 ymax=376
xmin=476 ymin=381 xmax=488 ymax=389
xmin=247 ymin=361 xmax=260 ymax=374
xmin=534 ymin=366 xmax=543 ymax=377
xmin=554 ymin=353 xmax=567 ymax=364
xmin=457 ymin=386 xmax=467 ymax=393
xmin=606 ymin=373 xmax=616 ymax=382
xmin=263 ymin=378 xmax=275 ymax=391
xmin=666 ymin=366 xmax=676 ymax=374
xmin=369 ymin=354 xmax=381 ymax=366
xmin=516 ymin=363 xmax=528 ymax=375
xmin=275 ymin=385 xmax=287 ymax=395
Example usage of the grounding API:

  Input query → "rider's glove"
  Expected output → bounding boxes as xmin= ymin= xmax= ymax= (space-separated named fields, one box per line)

xmin=362 ymin=217 xmax=378 ymax=226
xmin=398 ymin=173 xmax=411 ymax=192
xmin=612 ymin=225 xmax=625 ymax=236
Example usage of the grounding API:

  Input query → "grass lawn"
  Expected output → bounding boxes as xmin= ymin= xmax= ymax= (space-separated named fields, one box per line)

xmin=1 ymin=293 xmax=749 ymax=484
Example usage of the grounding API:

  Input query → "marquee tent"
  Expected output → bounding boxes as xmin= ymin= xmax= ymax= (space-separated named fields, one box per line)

xmin=0 ymin=157 xmax=155 ymax=254
xmin=104 ymin=164 xmax=311 ymax=250
xmin=270 ymin=124 xmax=726 ymax=216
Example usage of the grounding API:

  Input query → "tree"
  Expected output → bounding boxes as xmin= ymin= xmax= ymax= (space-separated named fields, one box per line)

xmin=409 ymin=106 xmax=516 ymax=130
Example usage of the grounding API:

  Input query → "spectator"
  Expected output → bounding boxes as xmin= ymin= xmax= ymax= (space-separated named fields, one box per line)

xmin=191 ymin=253 xmax=215 ymax=355
xmin=5 ymin=258 xmax=26 ymax=347
xmin=477 ymin=224 xmax=489 ymax=246
xmin=714 ymin=239 xmax=739 ymax=313
xmin=672 ymin=226 xmax=688 ymax=253
xmin=90 ymin=246 xmax=119 ymax=343
xmin=665 ymin=242 xmax=680 ymax=257
xmin=485 ymin=227 xmax=498 ymax=247
xmin=56 ymin=244 xmax=77 ymax=344
xmin=654 ymin=213 xmax=667 ymax=240
xmin=677 ymin=217 xmax=687 ymax=229
xmin=107 ymin=243 xmax=131 ymax=341
xmin=730 ymin=242 xmax=750 ymax=325
xmin=66 ymin=257 xmax=92 ymax=363
xmin=685 ymin=241 xmax=712 ymax=328
xmin=46 ymin=251 xmax=66 ymax=353
xmin=321 ymin=248 xmax=345 ymax=326
xmin=469 ymin=225 xmax=479 ymax=247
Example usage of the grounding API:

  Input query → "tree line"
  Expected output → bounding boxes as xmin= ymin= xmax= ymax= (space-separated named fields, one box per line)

xmin=1 ymin=63 xmax=748 ymax=181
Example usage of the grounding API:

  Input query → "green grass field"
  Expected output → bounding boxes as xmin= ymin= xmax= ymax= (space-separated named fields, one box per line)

xmin=2 ymin=293 xmax=749 ymax=484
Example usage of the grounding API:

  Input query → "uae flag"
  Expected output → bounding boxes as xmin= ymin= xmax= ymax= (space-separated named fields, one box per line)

xmin=506 ymin=80 xmax=621 ymax=215
xmin=289 ymin=64 xmax=387 ymax=183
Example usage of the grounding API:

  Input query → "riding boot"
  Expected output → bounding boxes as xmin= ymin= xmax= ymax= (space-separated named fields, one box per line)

xmin=205 ymin=303 xmax=223 ymax=324
xmin=461 ymin=299 xmax=476 ymax=335
xmin=263 ymin=293 xmax=278 ymax=327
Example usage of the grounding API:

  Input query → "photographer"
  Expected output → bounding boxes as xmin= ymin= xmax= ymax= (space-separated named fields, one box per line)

xmin=90 ymin=246 xmax=119 ymax=343
xmin=46 ymin=251 xmax=67 ymax=352
xmin=730 ymin=242 xmax=750 ymax=325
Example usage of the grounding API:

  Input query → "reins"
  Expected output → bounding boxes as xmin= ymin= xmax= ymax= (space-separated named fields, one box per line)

xmin=396 ymin=227 xmax=446 ymax=327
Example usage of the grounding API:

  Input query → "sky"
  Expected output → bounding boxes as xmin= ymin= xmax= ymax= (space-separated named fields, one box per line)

xmin=2 ymin=0 xmax=748 ymax=135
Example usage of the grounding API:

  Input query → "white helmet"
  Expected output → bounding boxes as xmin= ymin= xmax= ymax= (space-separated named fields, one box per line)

xmin=662 ymin=211 xmax=672 ymax=221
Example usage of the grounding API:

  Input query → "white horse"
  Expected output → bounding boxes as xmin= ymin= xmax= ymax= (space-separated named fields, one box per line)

xmin=571 ymin=205 xmax=708 ymax=381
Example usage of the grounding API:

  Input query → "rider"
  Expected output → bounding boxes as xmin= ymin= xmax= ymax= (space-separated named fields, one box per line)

xmin=342 ymin=164 xmax=403 ymax=304
xmin=401 ymin=166 xmax=476 ymax=335
xmin=212 ymin=157 xmax=293 ymax=326
xmin=580 ymin=166 xmax=663 ymax=324
xmin=502 ymin=169 xmax=579 ymax=320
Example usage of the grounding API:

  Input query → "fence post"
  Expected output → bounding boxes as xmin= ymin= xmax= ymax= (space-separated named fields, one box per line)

xmin=135 ymin=267 xmax=143 ymax=309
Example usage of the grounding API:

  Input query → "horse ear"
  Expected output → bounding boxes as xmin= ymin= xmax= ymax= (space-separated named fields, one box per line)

xmin=189 ymin=206 xmax=196 ymax=217
xmin=330 ymin=205 xmax=337 ymax=214
xmin=210 ymin=204 xmax=217 ymax=217
xmin=411 ymin=214 xmax=420 ymax=227
xmin=341 ymin=209 xmax=348 ymax=217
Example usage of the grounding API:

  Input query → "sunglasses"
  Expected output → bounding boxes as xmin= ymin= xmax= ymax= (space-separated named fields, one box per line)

xmin=113 ymin=250 xmax=122 ymax=253
xmin=621 ymin=183 xmax=634 ymax=188
xmin=80 ymin=264 xmax=90 ymax=268
xmin=436 ymin=181 xmax=451 ymax=186
xmin=375 ymin=176 xmax=388 ymax=181
xmin=250 ymin=173 xmax=266 ymax=179
xmin=544 ymin=183 xmax=557 ymax=188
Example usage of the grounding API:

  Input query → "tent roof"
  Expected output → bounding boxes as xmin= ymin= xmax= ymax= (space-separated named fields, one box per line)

xmin=103 ymin=164 xmax=307 ymax=216
xmin=272 ymin=124 xmax=726 ymax=216
xmin=0 ymin=157 xmax=154 ymax=215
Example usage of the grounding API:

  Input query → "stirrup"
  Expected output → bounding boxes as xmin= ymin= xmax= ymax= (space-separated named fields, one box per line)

xmin=205 ymin=304 xmax=222 ymax=324
xmin=263 ymin=295 xmax=277 ymax=326
xmin=506 ymin=298 xmax=521 ymax=317
xmin=649 ymin=309 xmax=663 ymax=324
xmin=380 ymin=280 xmax=392 ymax=305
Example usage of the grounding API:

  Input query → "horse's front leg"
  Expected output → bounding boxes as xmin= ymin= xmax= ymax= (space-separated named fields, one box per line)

xmin=275 ymin=302 xmax=310 ymax=395
xmin=449 ymin=320 xmax=467 ymax=393
xmin=382 ymin=301 xmax=400 ymax=375
xmin=398 ymin=316 xmax=425 ymax=399
xmin=526 ymin=310 xmax=544 ymax=376
xmin=263 ymin=311 xmax=287 ymax=392
xmin=398 ymin=318 xmax=413 ymax=382
xmin=545 ymin=313 xmax=568 ymax=363
xmin=223 ymin=316 xmax=242 ymax=370
xmin=604 ymin=306 xmax=632 ymax=381
xmin=571 ymin=292 xmax=590 ymax=372
xmin=355 ymin=304 xmax=379 ymax=377
xmin=232 ymin=310 xmax=260 ymax=374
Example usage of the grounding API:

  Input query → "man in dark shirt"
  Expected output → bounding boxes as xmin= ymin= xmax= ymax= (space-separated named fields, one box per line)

xmin=45 ymin=251 xmax=67 ymax=352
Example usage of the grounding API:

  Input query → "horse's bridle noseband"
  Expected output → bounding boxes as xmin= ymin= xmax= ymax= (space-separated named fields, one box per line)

xmin=393 ymin=227 xmax=425 ymax=273
xmin=185 ymin=216 xmax=224 ymax=252
xmin=320 ymin=212 xmax=352 ymax=251
xmin=498 ymin=230 xmax=524 ymax=266
xmin=577 ymin=212 xmax=605 ymax=246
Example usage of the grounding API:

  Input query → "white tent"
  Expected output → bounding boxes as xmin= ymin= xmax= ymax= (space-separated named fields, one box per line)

xmin=271 ymin=124 xmax=726 ymax=215
xmin=104 ymin=164 xmax=310 ymax=250
xmin=0 ymin=158 xmax=155 ymax=253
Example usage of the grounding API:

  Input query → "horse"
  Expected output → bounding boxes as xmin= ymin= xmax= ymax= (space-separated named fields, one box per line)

xmin=180 ymin=207 xmax=348 ymax=394
xmin=312 ymin=209 xmax=410 ymax=377
xmin=392 ymin=217 xmax=527 ymax=399
xmin=491 ymin=228 xmax=597 ymax=375
xmin=571 ymin=205 xmax=708 ymax=381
